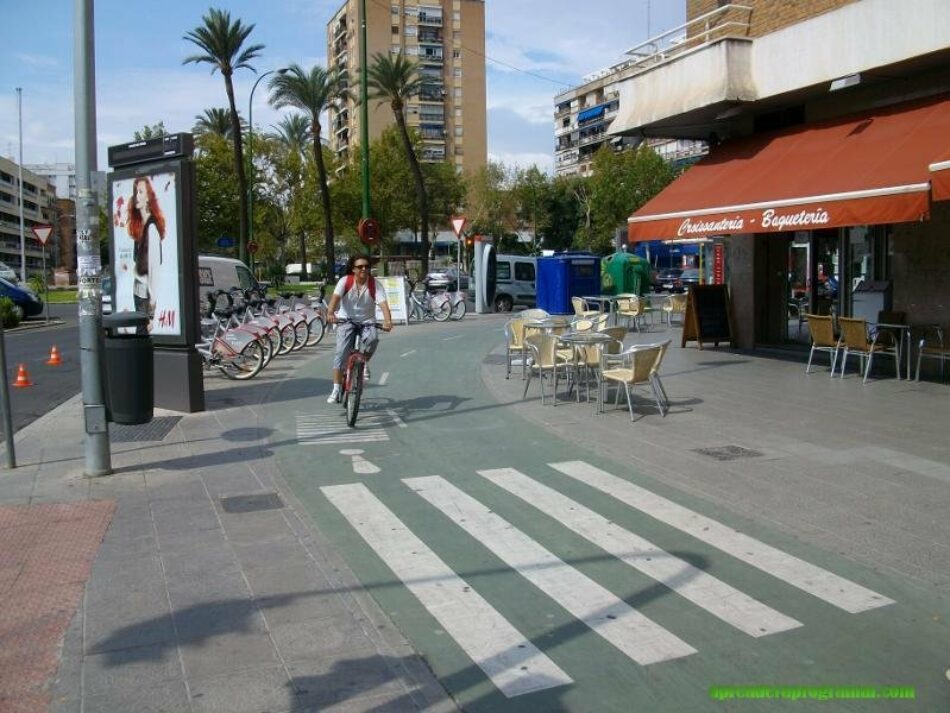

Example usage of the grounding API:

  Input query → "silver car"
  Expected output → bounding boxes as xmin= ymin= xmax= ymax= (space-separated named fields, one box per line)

xmin=0 ymin=262 xmax=17 ymax=282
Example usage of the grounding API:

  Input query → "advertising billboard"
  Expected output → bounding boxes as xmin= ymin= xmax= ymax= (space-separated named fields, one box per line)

xmin=108 ymin=160 xmax=198 ymax=346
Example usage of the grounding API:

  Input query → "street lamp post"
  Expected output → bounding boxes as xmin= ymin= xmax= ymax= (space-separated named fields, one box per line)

xmin=16 ymin=88 xmax=25 ymax=283
xmin=247 ymin=68 xmax=288 ymax=273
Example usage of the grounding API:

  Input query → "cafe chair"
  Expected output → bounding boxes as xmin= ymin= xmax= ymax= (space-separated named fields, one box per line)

xmin=571 ymin=296 xmax=600 ymax=319
xmin=616 ymin=297 xmax=644 ymax=331
xmin=804 ymin=314 xmax=840 ymax=376
xmin=522 ymin=333 xmax=572 ymax=406
xmin=599 ymin=341 xmax=670 ymax=420
xmin=915 ymin=325 xmax=949 ymax=382
xmin=519 ymin=308 xmax=550 ymax=320
xmin=591 ymin=312 xmax=610 ymax=331
xmin=570 ymin=326 xmax=626 ymax=404
xmin=663 ymin=293 xmax=688 ymax=326
xmin=837 ymin=316 xmax=900 ymax=383
xmin=503 ymin=318 xmax=528 ymax=380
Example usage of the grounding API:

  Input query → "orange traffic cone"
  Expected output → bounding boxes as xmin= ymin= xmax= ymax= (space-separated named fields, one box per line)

xmin=12 ymin=364 xmax=33 ymax=388
xmin=46 ymin=345 xmax=62 ymax=366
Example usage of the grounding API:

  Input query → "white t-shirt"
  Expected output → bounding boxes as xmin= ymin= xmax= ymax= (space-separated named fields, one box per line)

xmin=333 ymin=275 xmax=387 ymax=322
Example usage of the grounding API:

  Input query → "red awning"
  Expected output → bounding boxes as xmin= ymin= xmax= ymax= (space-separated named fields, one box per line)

xmin=931 ymin=152 xmax=950 ymax=202
xmin=629 ymin=93 xmax=950 ymax=241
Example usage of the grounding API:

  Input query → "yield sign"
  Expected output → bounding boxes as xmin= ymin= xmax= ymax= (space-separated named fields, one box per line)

xmin=451 ymin=215 xmax=467 ymax=238
xmin=31 ymin=224 xmax=53 ymax=246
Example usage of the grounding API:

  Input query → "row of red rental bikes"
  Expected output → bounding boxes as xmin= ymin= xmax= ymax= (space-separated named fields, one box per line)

xmin=197 ymin=286 xmax=331 ymax=381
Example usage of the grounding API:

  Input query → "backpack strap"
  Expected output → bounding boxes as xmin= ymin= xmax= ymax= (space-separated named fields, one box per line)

xmin=343 ymin=273 xmax=376 ymax=300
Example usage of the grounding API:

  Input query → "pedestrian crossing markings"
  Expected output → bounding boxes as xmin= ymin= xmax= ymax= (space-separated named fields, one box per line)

xmin=297 ymin=409 xmax=407 ymax=445
xmin=321 ymin=461 xmax=894 ymax=699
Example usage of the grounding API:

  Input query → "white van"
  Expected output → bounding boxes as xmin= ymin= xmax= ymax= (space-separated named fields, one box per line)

xmin=197 ymin=256 xmax=259 ymax=298
xmin=494 ymin=254 xmax=536 ymax=312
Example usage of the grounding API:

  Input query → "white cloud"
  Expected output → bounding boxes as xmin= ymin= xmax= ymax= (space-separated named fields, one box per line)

xmin=15 ymin=53 xmax=59 ymax=70
xmin=489 ymin=151 xmax=553 ymax=176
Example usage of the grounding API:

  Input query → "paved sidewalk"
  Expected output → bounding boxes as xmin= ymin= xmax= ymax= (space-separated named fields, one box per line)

xmin=0 ymin=347 xmax=455 ymax=713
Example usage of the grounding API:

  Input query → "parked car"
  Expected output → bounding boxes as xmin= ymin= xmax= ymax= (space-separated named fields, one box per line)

xmin=0 ymin=262 xmax=17 ymax=282
xmin=0 ymin=276 xmax=43 ymax=319
xmin=678 ymin=268 xmax=702 ymax=291
xmin=424 ymin=266 xmax=470 ymax=293
xmin=655 ymin=268 xmax=683 ymax=292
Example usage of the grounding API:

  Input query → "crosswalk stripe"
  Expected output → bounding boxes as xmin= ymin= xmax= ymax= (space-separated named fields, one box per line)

xmin=479 ymin=468 xmax=802 ymax=638
xmin=321 ymin=483 xmax=572 ymax=698
xmin=297 ymin=413 xmax=398 ymax=445
xmin=549 ymin=461 xmax=895 ymax=614
xmin=405 ymin=476 xmax=697 ymax=665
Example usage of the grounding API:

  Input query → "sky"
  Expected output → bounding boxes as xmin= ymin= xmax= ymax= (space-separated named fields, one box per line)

xmin=0 ymin=1 xmax=685 ymax=176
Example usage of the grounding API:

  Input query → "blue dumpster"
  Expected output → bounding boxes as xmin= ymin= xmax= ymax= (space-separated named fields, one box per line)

xmin=536 ymin=252 xmax=601 ymax=315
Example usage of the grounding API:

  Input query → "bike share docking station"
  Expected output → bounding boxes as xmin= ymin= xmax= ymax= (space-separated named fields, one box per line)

xmin=106 ymin=134 xmax=205 ymax=414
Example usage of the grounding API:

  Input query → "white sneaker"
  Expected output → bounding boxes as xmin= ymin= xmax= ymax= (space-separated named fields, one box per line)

xmin=326 ymin=387 xmax=341 ymax=404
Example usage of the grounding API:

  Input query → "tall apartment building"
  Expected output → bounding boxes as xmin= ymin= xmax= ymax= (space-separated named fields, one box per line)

xmin=0 ymin=156 xmax=55 ymax=278
xmin=326 ymin=0 xmax=487 ymax=175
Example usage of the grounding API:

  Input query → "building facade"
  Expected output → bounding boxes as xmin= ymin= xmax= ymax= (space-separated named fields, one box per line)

xmin=0 ymin=157 xmax=56 ymax=279
xmin=610 ymin=0 xmax=950 ymax=365
xmin=326 ymin=0 xmax=487 ymax=175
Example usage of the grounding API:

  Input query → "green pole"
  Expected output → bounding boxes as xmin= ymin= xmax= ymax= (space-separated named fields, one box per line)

xmin=359 ymin=0 xmax=371 ymax=220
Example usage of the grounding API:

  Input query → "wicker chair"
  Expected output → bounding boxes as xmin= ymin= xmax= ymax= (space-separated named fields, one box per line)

xmin=522 ymin=333 xmax=573 ymax=405
xmin=571 ymin=327 xmax=626 ymax=404
xmin=915 ymin=325 xmax=950 ymax=382
xmin=837 ymin=316 xmax=900 ymax=383
xmin=571 ymin=296 xmax=600 ymax=319
xmin=804 ymin=314 xmax=840 ymax=376
xmin=663 ymin=293 xmax=688 ymax=326
xmin=599 ymin=341 xmax=671 ymax=420
xmin=503 ymin=318 xmax=528 ymax=380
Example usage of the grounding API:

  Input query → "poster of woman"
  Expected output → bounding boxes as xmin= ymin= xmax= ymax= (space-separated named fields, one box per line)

xmin=111 ymin=172 xmax=181 ymax=337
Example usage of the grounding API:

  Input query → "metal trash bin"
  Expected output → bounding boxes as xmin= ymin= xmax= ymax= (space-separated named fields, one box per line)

xmin=102 ymin=312 xmax=153 ymax=425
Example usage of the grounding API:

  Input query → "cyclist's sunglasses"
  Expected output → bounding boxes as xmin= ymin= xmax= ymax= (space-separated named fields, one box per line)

xmin=353 ymin=264 xmax=370 ymax=270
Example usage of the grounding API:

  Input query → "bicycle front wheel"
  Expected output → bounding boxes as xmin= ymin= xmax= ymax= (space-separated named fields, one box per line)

xmin=450 ymin=297 xmax=466 ymax=320
xmin=346 ymin=361 xmax=363 ymax=427
xmin=431 ymin=295 xmax=451 ymax=322
xmin=219 ymin=340 xmax=265 ymax=380
xmin=306 ymin=317 xmax=326 ymax=346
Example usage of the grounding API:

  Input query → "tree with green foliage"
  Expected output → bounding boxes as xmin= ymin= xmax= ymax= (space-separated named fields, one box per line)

xmin=193 ymin=133 xmax=241 ymax=253
xmin=466 ymin=161 xmax=517 ymax=243
xmin=367 ymin=52 xmax=432 ymax=272
xmin=133 ymin=122 xmax=166 ymax=141
xmin=271 ymin=114 xmax=310 ymax=154
xmin=585 ymin=144 xmax=676 ymax=253
xmin=511 ymin=166 xmax=549 ymax=254
xmin=541 ymin=175 xmax=584 ymax=252
xmin=268 ymin=64 xmax=347 ymax=281
xmin=183 ymin=7 xmax=263 ymax=264
xmin=193 ymin=108 xmax=242 ymax=138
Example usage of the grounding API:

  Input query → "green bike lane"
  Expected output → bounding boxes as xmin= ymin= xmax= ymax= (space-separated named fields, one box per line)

xmin=263 ymin=318 xmax=949 ymax=712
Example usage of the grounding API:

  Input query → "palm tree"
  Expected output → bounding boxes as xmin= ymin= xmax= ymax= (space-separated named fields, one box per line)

xmin=271 ymin=114 xmax=310 ymax=155
xmin=367 ymin=52 xmax=431 ymax=273
xmin=268 ymin=64 xmax=346 ymax=281
xmin=193 ymin=107 xmax=243 ymax=139
xmin=183 ymin=8 xmax=264 ymax=264
xmin=271 ymin=113 xmax=311 ymax=278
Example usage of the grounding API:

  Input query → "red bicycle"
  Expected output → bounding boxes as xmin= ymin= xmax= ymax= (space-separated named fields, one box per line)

xmin=338 ymin=319 xmax=385 ymax=427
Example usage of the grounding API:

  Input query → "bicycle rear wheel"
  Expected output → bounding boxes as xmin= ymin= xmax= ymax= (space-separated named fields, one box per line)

xmin=306 ymin=316 xmax=325 ymax=346
xmin=346 ymin=361 xmax=363 ymax=427
xmin=219 ymin=340 xmax=265 ymax=380
xmin=291 ymin=319 xmax=309 ymax=351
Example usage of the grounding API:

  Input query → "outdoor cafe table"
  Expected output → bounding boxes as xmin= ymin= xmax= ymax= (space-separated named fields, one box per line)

xmin=557 ymin=331 xmax=616 ymax=404
xmin=872 ymin=322 xmax=911 ymax=380
xmin=581 ymin=295 xmax=621 ymax=324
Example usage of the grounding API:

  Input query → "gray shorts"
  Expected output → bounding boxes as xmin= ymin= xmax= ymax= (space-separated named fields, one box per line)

xmin=333 ymin=322 xmax=379 ymax=370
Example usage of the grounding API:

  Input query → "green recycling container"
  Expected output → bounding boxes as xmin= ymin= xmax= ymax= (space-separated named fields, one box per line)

xmin=602 ymin=252 xmax=652 ymax=295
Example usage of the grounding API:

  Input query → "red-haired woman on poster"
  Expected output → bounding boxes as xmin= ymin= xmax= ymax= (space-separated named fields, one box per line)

xmin=127 ymin=176 xmax=166 ymax=333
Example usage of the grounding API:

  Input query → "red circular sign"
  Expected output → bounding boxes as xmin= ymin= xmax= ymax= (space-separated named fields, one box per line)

xmin=358 ymin=218 xmax=381 ymax=246
xmin=247 ymin=241 xmax=259 ymax=255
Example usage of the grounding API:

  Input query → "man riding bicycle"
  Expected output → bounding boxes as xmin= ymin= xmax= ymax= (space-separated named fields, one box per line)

xmin=325 ymin=255 xmax=393 ymax=404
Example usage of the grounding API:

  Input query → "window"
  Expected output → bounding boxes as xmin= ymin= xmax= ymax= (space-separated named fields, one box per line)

xmin=392 ymin=25 xmax=399 ymax=34
xmin=515 ymin=263 xmax=535 ymax=282
xmin=453 ymin=87 xmax=462 ymax=98
xmin=497 ymin=262 xmax=511 ymax=281
xmin=455 ymin=107 xmax=462 ymax=118
xmin=454 ymin=146 xmax=464 ymax=156
xmin=453 ymin=11 xmax=460 ymax=22
xmin=391 ymin=44 xmax=401 ymax=54
xmin=453 ymin=68 xmax=462 ymax=78
xmin=391 ymin=4 xmax=399 ymax=13
xmin=452 ymin=48 xmax=461 ymax=59
xmin=454 ymin=126 xmax=463 ymax=137
xmin=237 ymin=266 xmax=255 ymax=290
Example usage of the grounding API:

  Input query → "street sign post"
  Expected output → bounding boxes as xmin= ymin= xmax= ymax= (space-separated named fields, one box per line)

xmin=247 ymin=241 xmax=259 ymax=255
xmin=31 ymin=224 xmax=53 ymax=324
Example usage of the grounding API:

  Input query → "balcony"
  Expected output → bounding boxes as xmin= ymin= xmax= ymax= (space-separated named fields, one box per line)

xmin=421 ymin=147 xmax=446 ymax=161
xmin=333 ymin=18 xmax=346 ymax=38
xmin=418 ymin=89 xmax=445 ymax=102
xmin=418 ymin=31 xmax=442 ymax=43
xmin=419 ymin=111 xmax=444 ymax=123
xmin=420 ymin=127 xmax=445 ymax=141
xmin=417 ymin=13 xmax=443 ymax=26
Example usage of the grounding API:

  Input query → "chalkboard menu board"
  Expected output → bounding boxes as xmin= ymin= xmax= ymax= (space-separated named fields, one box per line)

xmin=681 ymin=285 xmax=734 ymax=349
